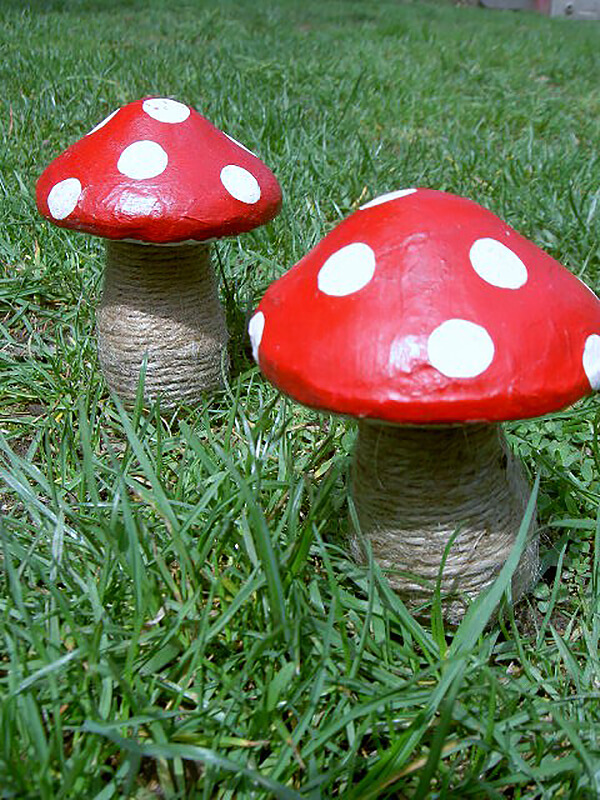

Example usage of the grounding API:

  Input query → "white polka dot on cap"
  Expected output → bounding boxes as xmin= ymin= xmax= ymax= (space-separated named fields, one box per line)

xmin=220 ymin=165 xmax=261 ymax=204
xmin=469 ymin=238 xmax=528 ymax=290
xmin=583 ymin=334 xmax=600 ymax=390
xmin=142 ymin=98 xmax=191 ymax=124
xmin=427 ymin=318 xmax=495 ymax=379
xmin=117 ymin=140 xmax=168 ymax=180
xmin=87 ymin=108 xmax=119 ymax=136
xmin=224 ymin=133 xmax=257 ymax=157
xmin=47 ymin=177 xmax=82 ymax=220
xmin=360 ymin=188 xmax=417 ymax=210
xmin=248 ymin=311 xmax=265 ymax=362
xmin=317 ymin=242 xmax=376 ymax=297
xmin=117 ymin=190 xmax=159 ymax=217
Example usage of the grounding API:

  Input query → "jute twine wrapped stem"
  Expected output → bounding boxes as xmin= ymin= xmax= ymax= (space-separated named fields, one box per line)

xmin=96 ymin=240 xmax=228 ymax=407
xmin=350 ymin=421 xmax=539 ymax=622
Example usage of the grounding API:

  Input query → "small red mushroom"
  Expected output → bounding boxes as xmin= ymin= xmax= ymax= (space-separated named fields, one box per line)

xmin=36 ymin=97 xmax=282 ymax=406
xmin=250 ymin=188 xmax=600 ymax=620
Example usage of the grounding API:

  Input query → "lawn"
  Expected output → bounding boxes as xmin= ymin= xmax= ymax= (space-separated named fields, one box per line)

xmin=1 ymin=0 xmax=600 ymax=796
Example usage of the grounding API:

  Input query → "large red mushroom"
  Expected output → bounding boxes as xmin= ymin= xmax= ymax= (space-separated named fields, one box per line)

xmin=36 ymin=97 xmax=282 ymax=407
xmin=250 ymin=188 xmax=600 ymax=620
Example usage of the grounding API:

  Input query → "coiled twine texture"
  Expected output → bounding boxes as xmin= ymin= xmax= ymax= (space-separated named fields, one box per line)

xmin=97 ymin=241 xmax=229 ymax=407
xmin=350 ymin=422 xmax=538 ymax=622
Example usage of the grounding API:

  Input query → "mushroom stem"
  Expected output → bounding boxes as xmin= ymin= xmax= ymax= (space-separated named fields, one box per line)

xmin=350 ymin=421 xmax=538 ymax=622
xmin=97 ymin=240 xmax=228 ymax=406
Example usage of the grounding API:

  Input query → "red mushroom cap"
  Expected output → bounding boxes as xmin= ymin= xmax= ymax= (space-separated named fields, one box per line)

xmin=250 ymin=188 xmax=600 ymax=424
xmin=36 ymin=97 xmax=282 ymax=244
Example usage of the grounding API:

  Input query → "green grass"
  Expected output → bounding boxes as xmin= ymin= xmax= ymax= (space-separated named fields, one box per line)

xmin=1 ymin=0 xmax=600 ymax=796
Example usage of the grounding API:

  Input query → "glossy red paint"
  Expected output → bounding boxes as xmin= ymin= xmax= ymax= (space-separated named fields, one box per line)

xmin=36 ymin=97 xmax=282 ymax=243
xmin=252 ymin=189 xmax=600 ymax=424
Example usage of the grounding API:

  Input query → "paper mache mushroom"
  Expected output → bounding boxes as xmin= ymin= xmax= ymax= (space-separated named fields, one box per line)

xmin=36 ymin=97 xmax=282 ymax=407
xmin=249 ymin=187 xmax=600 ymax=621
